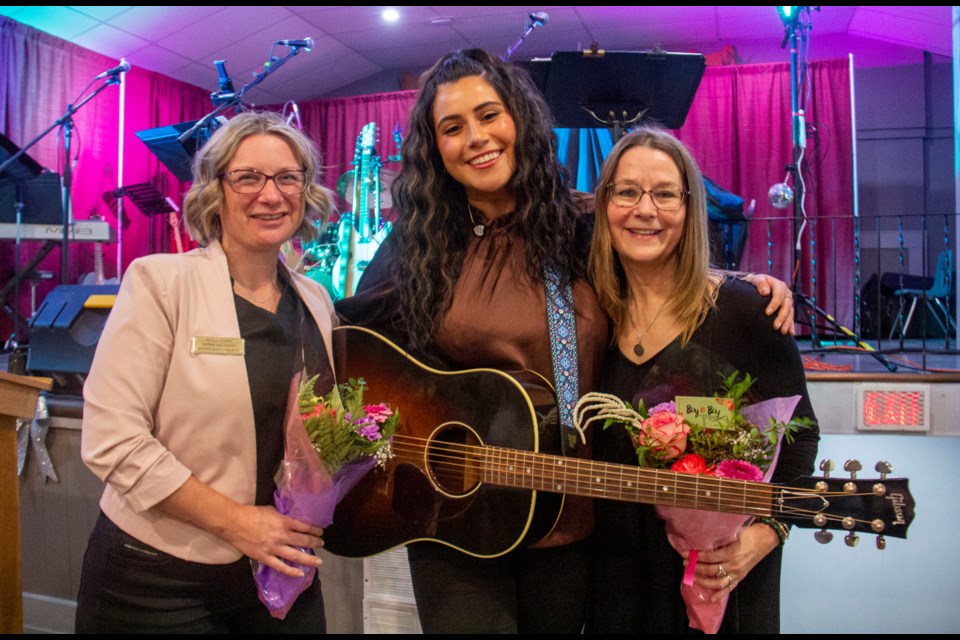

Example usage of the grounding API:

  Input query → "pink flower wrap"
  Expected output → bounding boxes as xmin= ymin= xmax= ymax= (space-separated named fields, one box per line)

xmin=656 ymin=395 xmax=801 ymax=634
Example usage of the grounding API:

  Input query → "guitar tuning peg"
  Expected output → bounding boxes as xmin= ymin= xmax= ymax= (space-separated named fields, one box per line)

xmin=876 ymin=535 xmax=887 ymax=550
xmin=875 ymin=461 xmax=892 ymax=480
xmin=814 ymin=529 xmax=833 ymax=545
xmin=843 ymin=459 xmax=862 ymax=479
xmin=819 ymin=458 xmax=835 ymax=477
xmin=845 ymin=533 xmax=859 ymax=547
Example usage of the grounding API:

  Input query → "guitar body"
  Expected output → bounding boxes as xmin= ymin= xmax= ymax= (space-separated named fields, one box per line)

xmin=323 ymin=327 xmax=916 ymax=558
xmin=324 ymin=326 xmax=565 ymax=558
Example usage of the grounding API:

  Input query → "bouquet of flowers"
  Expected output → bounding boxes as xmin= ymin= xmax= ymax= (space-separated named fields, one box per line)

xmin=575 ymin=372 xmax=810 ymax=634
xmin=255 ymin=373 xmax=399 ymax=620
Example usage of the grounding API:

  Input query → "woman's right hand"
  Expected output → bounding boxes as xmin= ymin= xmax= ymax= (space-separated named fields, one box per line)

xmin=156 ymin=476 xmax=323 ymax=577
xmin=222 ymin=505 xmax=324 ymax=577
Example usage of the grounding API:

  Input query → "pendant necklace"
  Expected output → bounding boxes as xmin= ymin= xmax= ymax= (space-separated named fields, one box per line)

xmin=467 ymin=203 xmax=486 ymax=237
xmin=627 ymin=297 xmax=669 ymax=358
xmin=233 ymin=278 xmax=281 ymax=306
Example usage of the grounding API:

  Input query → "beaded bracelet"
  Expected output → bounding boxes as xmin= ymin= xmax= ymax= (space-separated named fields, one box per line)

xmin=757 ymin=517 xmax=790 ymax=546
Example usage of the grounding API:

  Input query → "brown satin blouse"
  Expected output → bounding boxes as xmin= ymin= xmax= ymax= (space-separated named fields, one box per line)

xmin=433 ymin=214 xmax=608 ymax=546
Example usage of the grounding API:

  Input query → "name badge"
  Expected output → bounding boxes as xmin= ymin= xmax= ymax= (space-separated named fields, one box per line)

xmin=191 ymin=336 xmax=245 ymax=356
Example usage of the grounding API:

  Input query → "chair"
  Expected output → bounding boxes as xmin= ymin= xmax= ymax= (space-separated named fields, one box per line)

xmin=888 ymin=250 xmax=957 ymax=340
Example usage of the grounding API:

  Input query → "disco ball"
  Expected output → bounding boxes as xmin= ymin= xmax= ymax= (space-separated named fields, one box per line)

xmin=768 ymin=182 xmax=794 ymax=209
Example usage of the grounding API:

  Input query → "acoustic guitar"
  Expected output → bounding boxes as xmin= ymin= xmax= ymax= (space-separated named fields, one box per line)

xmin=324 ymin=326 xmax=916 ymax=558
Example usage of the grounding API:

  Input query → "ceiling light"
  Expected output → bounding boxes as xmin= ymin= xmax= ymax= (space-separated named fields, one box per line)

xmin=382 ymin=8 xmax=400 ymax=23
xmin=776 ymin=6 xmax=801 ymax=27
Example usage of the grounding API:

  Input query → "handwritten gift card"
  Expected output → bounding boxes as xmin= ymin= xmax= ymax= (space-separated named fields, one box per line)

xmin=676 ymin=396 xmax=735 ymax=429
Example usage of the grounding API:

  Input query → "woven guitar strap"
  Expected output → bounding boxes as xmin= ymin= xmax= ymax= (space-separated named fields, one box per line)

xmin=544 ymin=263 xmax=580 ymax=456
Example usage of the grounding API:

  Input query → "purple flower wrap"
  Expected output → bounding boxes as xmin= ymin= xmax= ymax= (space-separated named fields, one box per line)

xmin=254 ymin=374 xmax=377 ymax=620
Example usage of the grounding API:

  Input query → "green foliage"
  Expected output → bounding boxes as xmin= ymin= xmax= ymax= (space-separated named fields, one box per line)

xmin=298 ymin=376 xmax=399 ymax=475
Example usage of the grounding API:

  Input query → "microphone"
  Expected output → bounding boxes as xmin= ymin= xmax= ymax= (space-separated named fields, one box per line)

xmin=528 ymin=12 xmax=549 ymax=27
xmin=285 ymin=101 xmax=302 ymax=129
xmin=95 ymin=59 xmax=130 ymax=80
xmin=275 ymin=38 xmax=315 ymax=51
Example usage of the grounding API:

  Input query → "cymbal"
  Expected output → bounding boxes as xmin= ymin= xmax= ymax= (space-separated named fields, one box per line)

xmin=335 ymin=169 xmax=398 ymax=208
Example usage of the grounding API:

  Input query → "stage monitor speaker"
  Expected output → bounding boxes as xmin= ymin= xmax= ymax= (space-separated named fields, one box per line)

xmin=27 ymin=284 xmax=119 ymax=380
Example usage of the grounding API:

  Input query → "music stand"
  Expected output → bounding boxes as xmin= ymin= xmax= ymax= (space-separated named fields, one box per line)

xmin=0 ymin=133 xmax=44 ymax=182
xmin=1 ymin=136 xmax=62 ymax=344
xmin=135 ymin=121 xmax=207 ymax=182
xmin=526 ymin=50 xmax=706 ymax=139
xmin=103 ymin=184 xmax=175 ymax=255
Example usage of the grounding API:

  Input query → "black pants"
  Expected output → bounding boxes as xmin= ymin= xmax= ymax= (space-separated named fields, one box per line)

xmin=75 ymin=513 xmax=326 ymax=634
xmin=407 ymin=539 xmax=589 ymax=634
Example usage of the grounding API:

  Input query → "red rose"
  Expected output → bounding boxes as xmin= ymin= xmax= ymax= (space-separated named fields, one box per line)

xmin=671 ymin=453 xmax=708 ymax=475
xmin=638 ymin=411 xmax=689 ymax=461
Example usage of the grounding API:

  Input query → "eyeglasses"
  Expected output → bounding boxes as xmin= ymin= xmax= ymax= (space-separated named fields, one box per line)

xmin=221 ymin=169 xmax=308 ymax=194
xmin=608 ymin=182 xmax=688 ymax=211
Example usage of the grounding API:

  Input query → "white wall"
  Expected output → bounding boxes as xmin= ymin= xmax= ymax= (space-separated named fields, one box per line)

xmin=782 ymin=433 xmax=960 ymax=633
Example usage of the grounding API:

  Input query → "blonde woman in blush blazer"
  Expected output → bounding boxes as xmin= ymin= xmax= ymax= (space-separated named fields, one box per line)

xmin=76 ymin=112 xmax=337 ymax=633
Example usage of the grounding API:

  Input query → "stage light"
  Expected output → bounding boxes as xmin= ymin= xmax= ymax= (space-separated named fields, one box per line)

xmin=382 ymin=8 xmax=400 ymax=23
xmin=777 ymin=7 xmax=802 ymax=27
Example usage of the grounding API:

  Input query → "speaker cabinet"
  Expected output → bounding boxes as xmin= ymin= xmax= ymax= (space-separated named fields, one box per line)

xmin=27 ymin=285 xmax=119 ymax=392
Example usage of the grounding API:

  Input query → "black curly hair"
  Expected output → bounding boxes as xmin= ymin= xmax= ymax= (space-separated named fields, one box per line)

xmin=390 ymin=48 xmax=585 ymax=355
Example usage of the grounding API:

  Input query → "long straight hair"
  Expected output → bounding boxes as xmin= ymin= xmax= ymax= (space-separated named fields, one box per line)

xmin=589 ymin=128 xmax=720 ymax=345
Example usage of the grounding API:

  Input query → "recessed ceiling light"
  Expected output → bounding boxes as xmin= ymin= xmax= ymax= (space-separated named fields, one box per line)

xmin=382 ymin=8 xmax=400 ymax=23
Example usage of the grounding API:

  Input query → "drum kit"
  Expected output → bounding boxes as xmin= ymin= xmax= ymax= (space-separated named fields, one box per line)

xmin=300 ymin=123 xmax=399 ymax=301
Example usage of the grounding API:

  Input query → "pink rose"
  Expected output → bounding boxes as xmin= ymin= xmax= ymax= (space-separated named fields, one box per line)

xmin=637 ymin=411 xmax=689 ymax=461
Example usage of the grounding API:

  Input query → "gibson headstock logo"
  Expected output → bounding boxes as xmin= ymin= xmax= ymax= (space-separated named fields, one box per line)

xmin=886 ymin=493 xmax=907 ymax=526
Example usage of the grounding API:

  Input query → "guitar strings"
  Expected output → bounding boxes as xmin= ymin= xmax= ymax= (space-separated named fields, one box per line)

xmin=387 ymin=436 xmax=886 ymax=528
xmin=388 ymin=434 xmax=820 ymax=512
xmin=388 ymin=443 xmax=891 ymax=530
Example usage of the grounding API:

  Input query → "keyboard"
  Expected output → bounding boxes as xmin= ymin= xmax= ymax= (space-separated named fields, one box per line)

xmin=0 ymin=220 xmax=114 ymax=242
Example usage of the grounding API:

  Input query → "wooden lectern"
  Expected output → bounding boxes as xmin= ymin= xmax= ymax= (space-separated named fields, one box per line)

xmin=0 ymin=371 xmax=52 ymax=633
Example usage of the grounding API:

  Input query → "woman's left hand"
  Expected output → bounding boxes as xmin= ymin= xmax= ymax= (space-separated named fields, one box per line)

xmin=682 ymin=523 xmax=780 ymax=602
xmin=743 ymin=274 xmax=795 ymax=335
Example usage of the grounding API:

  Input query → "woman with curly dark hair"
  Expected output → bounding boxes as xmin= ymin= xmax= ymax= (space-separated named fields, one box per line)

xmin=336 ymin=48 xmax=792 ymax=634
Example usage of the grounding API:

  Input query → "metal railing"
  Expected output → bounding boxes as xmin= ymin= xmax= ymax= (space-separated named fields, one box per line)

xmin=714 ymin=211 xmax=958 ymax=361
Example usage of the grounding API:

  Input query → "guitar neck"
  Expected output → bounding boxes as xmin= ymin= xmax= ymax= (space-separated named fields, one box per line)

xmin=477 ymin=444 xmax=776 ymax=517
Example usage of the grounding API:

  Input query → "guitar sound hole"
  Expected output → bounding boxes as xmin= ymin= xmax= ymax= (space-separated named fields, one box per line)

xmin=425 ymin=423 xmax=483 ymax=498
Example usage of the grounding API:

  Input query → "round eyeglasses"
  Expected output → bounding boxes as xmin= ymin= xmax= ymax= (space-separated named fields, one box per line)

xmin=221 ymin=169 xmax=308 ymax=194
xmin=608 ymin=182 xmax=688 ymax=211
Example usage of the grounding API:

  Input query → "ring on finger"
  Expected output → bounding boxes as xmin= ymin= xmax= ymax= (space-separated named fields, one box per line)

xmin=716 ymin=564 xmax=727 ymax=578
xmin=727 ymin=575 xmax=738 ymax=588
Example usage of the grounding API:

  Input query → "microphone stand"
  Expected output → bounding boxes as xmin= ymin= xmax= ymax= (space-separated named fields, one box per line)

xmin=178 ymin=44 xmax=310 ymax=145
xmin=0 ymin=73 xmax=123 ymax=285
xmin=782 ymin=12 xmax=895 ymax=371
xmin=502 ymin=18 xmax=544 ymax=62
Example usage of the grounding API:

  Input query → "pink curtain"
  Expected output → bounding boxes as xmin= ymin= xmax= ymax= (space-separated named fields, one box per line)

xmin=1 ymin=17 xmax=209 ymax=339
xmin=677 ymin=59 xmax=854 ymax=327
xmin=293 ymin=59 xmax=854 ymax=326
xmin=298 ymin=90 xmax=417 ymax=214
xmin=2 ymin=17 xmax=853 ymax=338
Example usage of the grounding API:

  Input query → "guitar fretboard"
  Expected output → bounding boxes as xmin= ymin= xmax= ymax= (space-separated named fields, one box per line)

xmin=478 ymin=445 xmax=776 ymax=516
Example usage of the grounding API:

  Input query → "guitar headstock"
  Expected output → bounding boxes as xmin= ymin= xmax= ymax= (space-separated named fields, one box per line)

xmin=778 ymin=459 xmax=915 ymax=549
xmin=359 ymin=122 xmax=377 ymax=158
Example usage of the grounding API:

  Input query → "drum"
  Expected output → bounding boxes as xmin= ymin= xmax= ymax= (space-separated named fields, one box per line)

xmin=304 ymin=264 xmax=339 ymax=301
xmin=301 ymin=219 xmax=341 ymax=300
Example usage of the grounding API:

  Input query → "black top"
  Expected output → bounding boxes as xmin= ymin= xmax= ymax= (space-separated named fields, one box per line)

xmin=589 ymin=278 xmax=820 ymax=634
xmin=234 ymin=276 xmax=334 ymax=506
